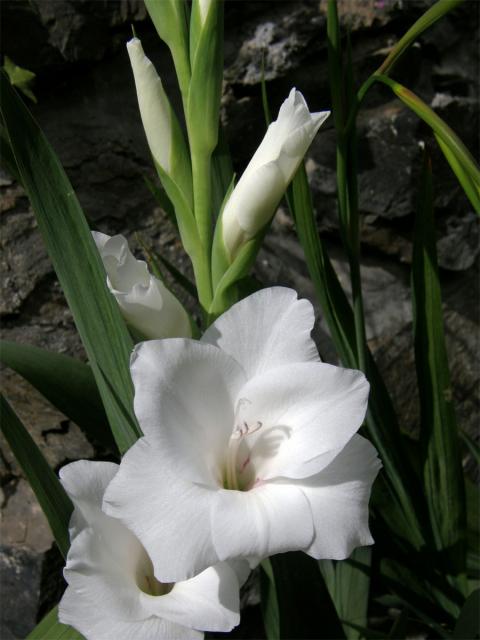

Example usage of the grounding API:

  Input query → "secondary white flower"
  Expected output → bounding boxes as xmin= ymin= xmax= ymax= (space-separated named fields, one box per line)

xmin=221 ymin=90 xmax=330 ymax=260
xmin=93 ymin=231 xmax=191 ymax=340
xmin=58 ymin=460 xmax=245 ymax=639
xmin=104 ymin=287 xmax=381 ymax=582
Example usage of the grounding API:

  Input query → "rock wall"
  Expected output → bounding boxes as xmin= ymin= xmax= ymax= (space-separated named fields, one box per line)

xmin=1 ymin=1 xmax=479 ymax=636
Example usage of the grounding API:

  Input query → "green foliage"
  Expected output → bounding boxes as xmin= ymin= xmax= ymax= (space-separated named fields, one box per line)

xmin=412 ymin=153 xmax=467 ymax=583
xmin=0 ymin=341 xmax=114 ymax=452
xmin=0 ymin=395 xmax=73 ymax=558
xmin=27 ymin=606 xmax=84 ymax=640
xmin=320 ymin=549 xmax=372 ymax=639
xmin=261 ymin=553 xmax=345 ymax=639
xmin=3 ymin=56 xmax=37 ymax=103
xmin=0 ymin=71 xmax=141 ymax=454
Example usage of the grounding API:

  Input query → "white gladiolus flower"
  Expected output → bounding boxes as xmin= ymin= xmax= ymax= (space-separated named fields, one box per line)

xmin=58 ymin=461 xmax=245 ymax=639
xmin=93 ymin=231 xmax=191 ymax=340
xmin=127 ymin=37 xmax=172 ymax=173
xmin=221 ymin=89 xmax=330 ymax=260
xmin=104 ymin=287 xmax=382 ymax=582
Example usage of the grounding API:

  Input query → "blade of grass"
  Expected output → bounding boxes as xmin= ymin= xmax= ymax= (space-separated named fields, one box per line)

xmin=452 ymin=588 xmax=480 ymax=639
xmin=1 ymin=394 xmax=72 ymax=558
xmin=327 ymin=0 xmax=367 ymax=372
xmin=376 ymin=75 xmax=480 ymax=212
xmin=346 ymin=1 xmax=465 ymax=133
xmin=377 ymin=0 xmax=464 ymax=76
xmin=261 ymin=553 xmax=346 ymax=639
xmin=461 ymin=430 xmax=480 ymax=466
xmin=291 ymin=162 xmax=428 ymax=551
xmin=412 ymin=152 xmax=467 ymax=581
xmin=0 ymin=340 xmax=114 ymax=452
xmin=0 ymin=71 xmax=140 ymax=454
xmin=143 ymin=174 xmax=177 ymax=229
xmin=434 ymin=133 xmax=480 ymax=213
xmin=211 ymin=124 xmax=234 ymax=218
xmin=27 ymin=606 xmax=83 ymax=640
xmin=319 ymin=549 xmax=372 ymax=640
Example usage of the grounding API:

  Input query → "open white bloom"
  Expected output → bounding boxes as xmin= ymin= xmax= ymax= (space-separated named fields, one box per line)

xmin=93 ymin=231 xmax=191 ymax=340
xmin=104 ymin=287 xmax=381 ymax=582
xmin=221 ymin=90 xmax=330 ymax=260
xmin=58 ymin=460 xmax=245 ymax=639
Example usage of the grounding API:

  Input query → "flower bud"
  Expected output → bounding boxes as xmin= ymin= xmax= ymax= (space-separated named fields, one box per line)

xmin=93 ymin=231 xmax=191 ymax=340
xmin=221 ymin=88 xmax=330 ymax=260
xmin=127 ymin=37 xmax=192 ymax=206
xmin=198 ymin=0 xmax=213 ymax=24
xmin=127 ymin=38 xmax=172 ymax=172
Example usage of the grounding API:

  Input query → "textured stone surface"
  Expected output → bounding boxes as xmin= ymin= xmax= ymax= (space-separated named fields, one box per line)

xmin=0 ymin=0 xmax=478 ymax=636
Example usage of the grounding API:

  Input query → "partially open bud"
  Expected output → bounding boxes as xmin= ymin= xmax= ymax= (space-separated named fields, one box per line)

xmin=93 ymin=231 xmax=191 ymax=340
xmin=221 ymin=89 xmax=330 ymax=261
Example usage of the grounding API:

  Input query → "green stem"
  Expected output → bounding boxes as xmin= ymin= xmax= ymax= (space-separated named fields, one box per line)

xmin=190 ymin=149 xmax=213 ymax=312
xmin=327 ymin=0 xmax=368 ymax=373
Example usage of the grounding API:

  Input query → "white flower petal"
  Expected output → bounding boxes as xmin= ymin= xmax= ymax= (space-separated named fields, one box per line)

xmin=59 ymin=586 xmax=201 ymax=640
xmin=103 ymin=437 xmax=220 ymax=582
xmin=202 ymin=287 xmax=319 ymax=379
xmin=302 ymin=435 xmax=382 ymax=559
xmin=64 ymin=526 xmax=146 ymax=622
xmin=93 ymin=231 xmax=191 ymax=339
xmin=235 ymin=361 xmax=369 ymax=480
xmin=141 ymin=562 xmax=241 ymax=632
xmin=59 ymin=460 xmax=118 ymax=539
xmin=114 ymin=276 xmax=192 ymax=340
xmin=211 ymin=483 xmax=314 ymax=561
xmin=130 ymin=339 xmax=246 ymax=484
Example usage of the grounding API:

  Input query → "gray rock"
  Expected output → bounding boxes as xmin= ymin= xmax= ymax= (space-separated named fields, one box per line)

xmin=0 ymin=545 xmax=43 ymax=639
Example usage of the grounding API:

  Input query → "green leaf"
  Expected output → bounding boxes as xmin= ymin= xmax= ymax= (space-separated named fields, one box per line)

xmin=461 ymin=430 xmax=480 ymax=467
xmin=211 ymin=124 xmax=234 ymax=218
xmin=27 ymin=606 xmax=83 ymax=640
xmin=388 ymin=608 xmax=409 ymax=639
xmin=145 ymin=0 xmax=191 ymax=107
xmin=465 ymin=479 xmax=480 ymax=579
xmin=435 ymin=132 xmax=480 ymax=213
xmin=261 ymin=553 xmax=346 ymax=639
xmin=143 ymin=174 xmax=178 ymax=230
xmin=0 ymin=119 xmax=22 ymax=184
xmin=291 ymin=161 xmax=428 ymax=551
xmin=0 ymin=394 xmax=72 ymax=558
xmin=320 ymin=548 xmax=372 ymax=639
xmin=377 ymin=0 xmax=464 ymax=76
xmin=3 ymin=56 xmax=37 ymax=103
xmin=0 ymin=71 xmax=141 ymax=454
xmin=376 ymin=75 xmax=480 ymax=214
xmin=0 ymin=340 xmax=115 ymax=452
xmin=452 ymin=589 xmax=480 ymax=639
xmin=412 ymin=152 xmax=466 ymax=578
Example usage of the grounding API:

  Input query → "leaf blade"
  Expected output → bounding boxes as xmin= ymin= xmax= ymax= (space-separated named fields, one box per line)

xmin=27 ymin=606 xmax=83 ymax=640
xmin=0 ymin=394 xmax=72 ymax=558
xmin=412 ymin=152 xmax=467 ymax=578
xmin=0 ymin=70 xmax=140 ymax=453
xmin=0 ymin=340 xmax=115 ymax=451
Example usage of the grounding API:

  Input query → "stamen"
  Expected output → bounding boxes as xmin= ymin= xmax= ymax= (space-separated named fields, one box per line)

xmin=231 ymin=420 xmax=263 ymax=440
